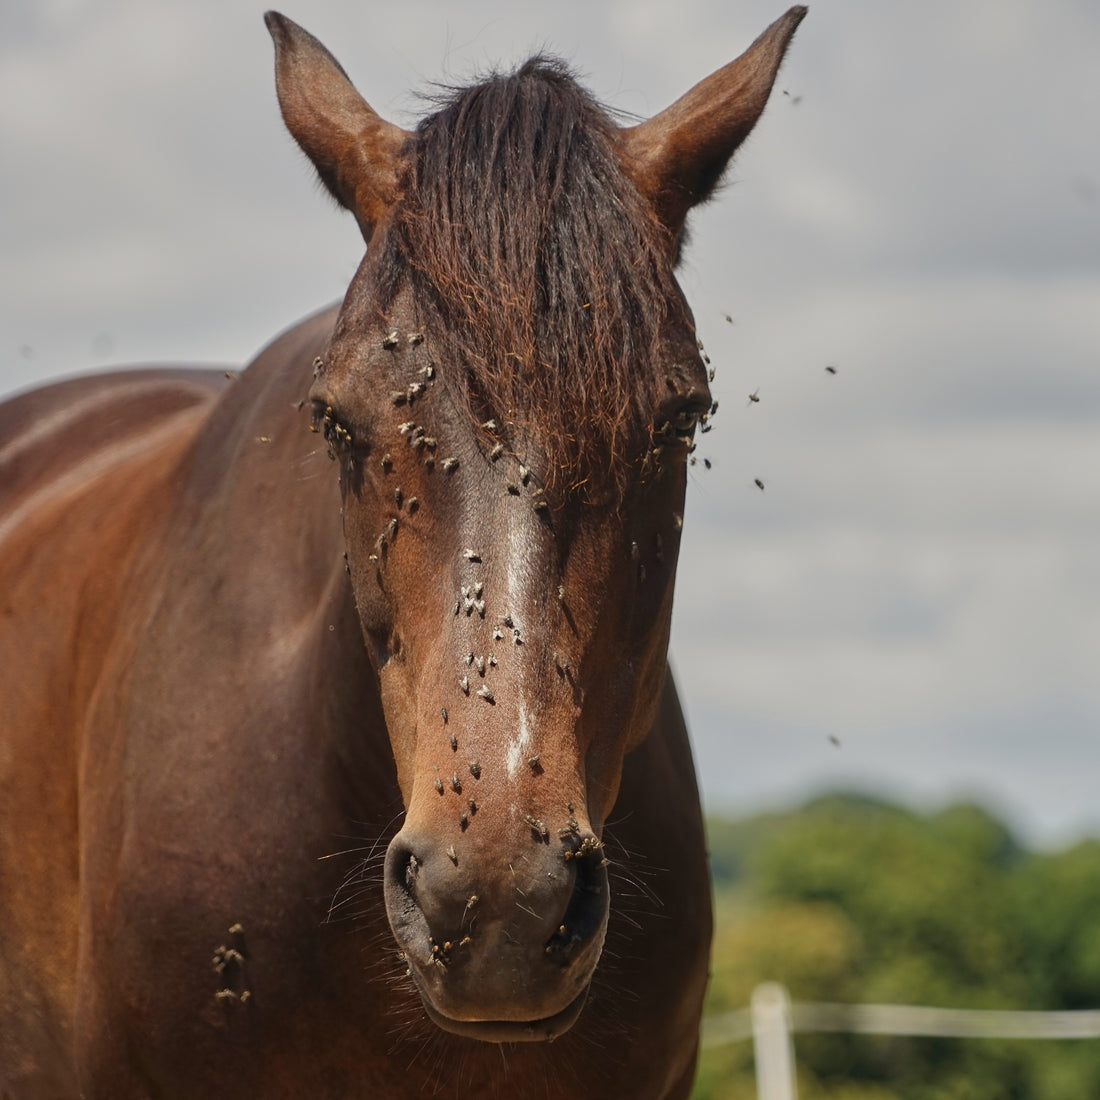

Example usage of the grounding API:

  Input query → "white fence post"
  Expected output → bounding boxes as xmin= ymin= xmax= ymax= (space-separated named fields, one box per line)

xmin=751 ymin=982 xmax=798 ymax=1100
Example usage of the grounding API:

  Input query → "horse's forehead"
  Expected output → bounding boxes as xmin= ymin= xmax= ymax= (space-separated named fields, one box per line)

xmin=327 ymin=301 xmax=632 ymax=485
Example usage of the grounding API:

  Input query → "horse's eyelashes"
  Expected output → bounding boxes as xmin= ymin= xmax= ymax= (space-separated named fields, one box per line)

xmin=650 ymin=379 xmax=714 ymax=452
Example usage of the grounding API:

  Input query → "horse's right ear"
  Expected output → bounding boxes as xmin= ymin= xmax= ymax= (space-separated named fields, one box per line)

xmin=264 ymin=11 xmax=412 ymax=242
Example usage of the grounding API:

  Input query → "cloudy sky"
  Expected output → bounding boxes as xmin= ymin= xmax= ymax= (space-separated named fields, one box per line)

xmin=3 ymin=0 xmax=1098 ymax=847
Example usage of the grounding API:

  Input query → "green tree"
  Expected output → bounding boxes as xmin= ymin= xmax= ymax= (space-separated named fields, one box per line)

xmin=694 ymin=793 xmax=1100 ymax=1100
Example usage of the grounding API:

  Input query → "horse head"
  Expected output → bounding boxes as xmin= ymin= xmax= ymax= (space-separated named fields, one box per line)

xmin=265 ymin=8 xmax=804 ymax=1044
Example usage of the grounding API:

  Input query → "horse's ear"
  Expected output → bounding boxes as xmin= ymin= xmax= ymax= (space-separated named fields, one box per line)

xmin=264 ymin=11 xmax=412 ymax=242
xmin=618 ymin=6 xmax=806 ymax=239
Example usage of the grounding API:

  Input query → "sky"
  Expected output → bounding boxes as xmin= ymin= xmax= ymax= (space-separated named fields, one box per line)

xmin=2 ymin=0 xmax=1098 ymax=848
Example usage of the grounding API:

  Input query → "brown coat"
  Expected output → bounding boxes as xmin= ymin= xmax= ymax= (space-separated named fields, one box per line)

xmin=0 ymin=9 xmax=805 ymax=1096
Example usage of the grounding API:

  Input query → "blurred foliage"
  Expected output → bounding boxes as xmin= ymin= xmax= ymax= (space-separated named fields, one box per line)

xmin=693 ymin=793 xmax=1100 ymax=1099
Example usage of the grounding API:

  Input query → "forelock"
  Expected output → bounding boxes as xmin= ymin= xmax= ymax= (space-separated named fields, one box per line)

xmin=375 ymin=56 xmax=682 ymax=496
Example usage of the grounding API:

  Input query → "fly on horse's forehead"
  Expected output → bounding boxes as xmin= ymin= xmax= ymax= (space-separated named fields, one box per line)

xmin=0 ymin=6 xmax=807 ymax=1096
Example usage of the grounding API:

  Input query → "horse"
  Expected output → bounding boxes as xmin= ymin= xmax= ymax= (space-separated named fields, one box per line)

xmin=0 ymin=8 xmax=805 ymax=1097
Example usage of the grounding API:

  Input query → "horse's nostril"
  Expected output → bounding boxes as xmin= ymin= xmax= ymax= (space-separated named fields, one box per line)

xmin=545 ymin=841 xmax=608 ymax=960
xmin=385 ymin=837 xmax=428 ymax=922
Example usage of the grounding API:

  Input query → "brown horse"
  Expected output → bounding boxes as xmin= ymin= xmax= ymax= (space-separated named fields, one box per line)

xmin=0 ymin=9 xmax=804 ymax=1098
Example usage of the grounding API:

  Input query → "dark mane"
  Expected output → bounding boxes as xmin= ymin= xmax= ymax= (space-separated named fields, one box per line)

xmin=378 ymin=56 xmax=681 ymax=494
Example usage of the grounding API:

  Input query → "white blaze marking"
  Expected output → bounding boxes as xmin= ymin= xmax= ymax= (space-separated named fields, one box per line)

xmin=503 ymin=508 xmax=537 ymax=779
xmin=506 ymin=700 xmax=533 ymax=780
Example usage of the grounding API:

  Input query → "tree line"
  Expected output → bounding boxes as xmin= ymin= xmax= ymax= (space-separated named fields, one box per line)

xmin=694 ymin=793 xmax=1100 ymax=1099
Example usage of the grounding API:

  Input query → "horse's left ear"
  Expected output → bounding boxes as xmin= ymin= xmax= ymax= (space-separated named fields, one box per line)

xmin=264 ymin=11 xmax=412 ymax=242
xmin=618 ymin=6 xmax=807 ymax=238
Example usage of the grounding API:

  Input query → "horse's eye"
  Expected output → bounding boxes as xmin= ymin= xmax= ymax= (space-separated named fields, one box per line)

xmin=673 ymin=408 xmax=699 ymax=433
xmin=310 ymin=399 xmax=358 ymax=452
xmin=654 ymin=392 xmax=710 ymax=446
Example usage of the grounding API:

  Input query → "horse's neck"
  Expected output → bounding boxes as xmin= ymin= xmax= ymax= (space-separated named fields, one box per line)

xmin=171 ymin=311 xmax=397 ymax=811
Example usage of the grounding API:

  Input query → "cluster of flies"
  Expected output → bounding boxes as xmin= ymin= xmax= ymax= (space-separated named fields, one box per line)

xmin=317 ymin=323 xmax=676 ymax=970
xmin=398 ymin=893 xmax=484 ymax=975
xmin=315 ymin=309 xmax=840 ymax=975
xmin=212 ymin=922 xmax=250 ymax=1006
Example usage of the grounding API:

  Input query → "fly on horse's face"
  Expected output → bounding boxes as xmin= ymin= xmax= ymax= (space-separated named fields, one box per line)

xmin=265 ymin=8 xmax=804 ymax=1044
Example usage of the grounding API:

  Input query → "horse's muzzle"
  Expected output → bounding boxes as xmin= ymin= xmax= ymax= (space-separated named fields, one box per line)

xmin=383 ymin=826 xmax=609 ymax=1041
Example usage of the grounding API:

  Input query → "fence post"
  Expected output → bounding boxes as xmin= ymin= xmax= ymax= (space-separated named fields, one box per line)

xmin=752 ymin=982 xmax=798 ymax=1100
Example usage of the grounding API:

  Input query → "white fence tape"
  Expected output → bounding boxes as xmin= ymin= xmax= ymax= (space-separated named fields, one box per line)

xmin=702 ymin=984 xmax=1100 ymax=1100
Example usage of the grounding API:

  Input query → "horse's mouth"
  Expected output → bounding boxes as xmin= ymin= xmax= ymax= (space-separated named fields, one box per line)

xmin=415 ymin=982 xmax=590 ymax=1043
